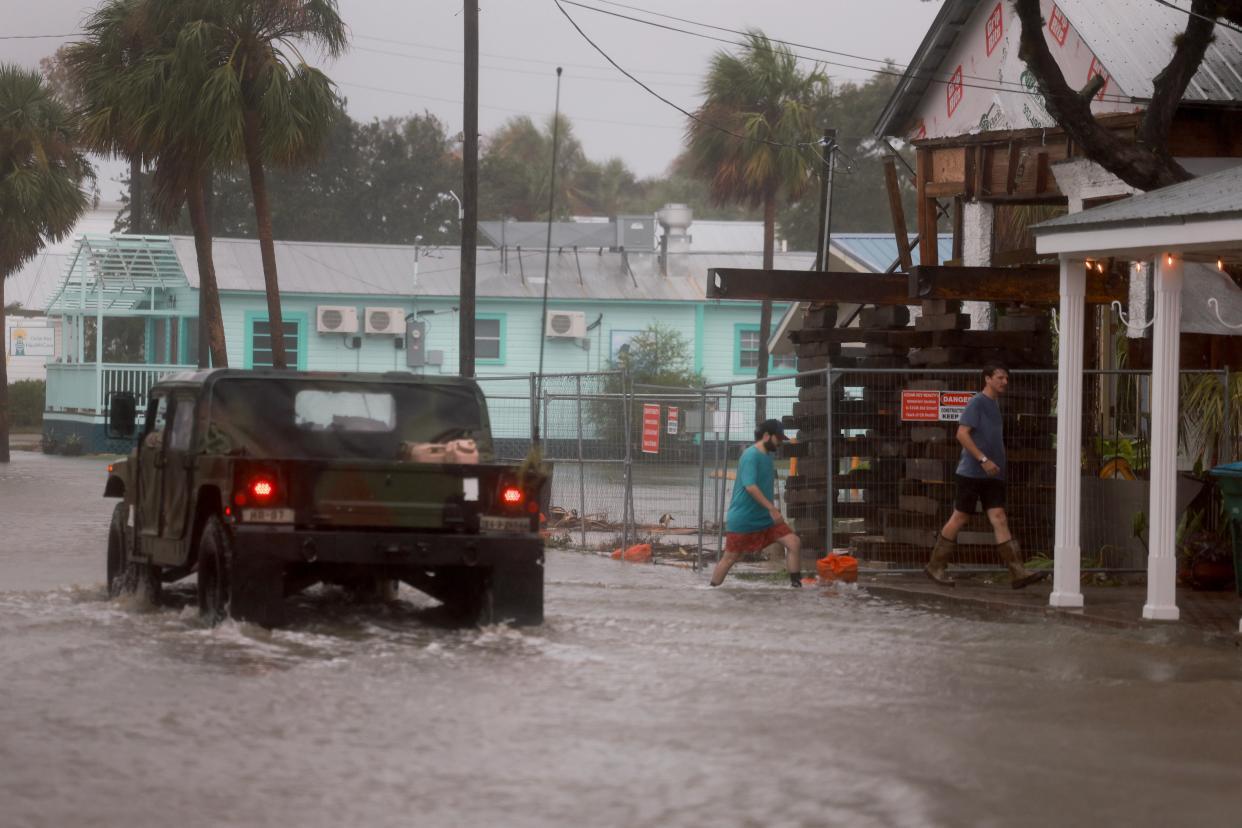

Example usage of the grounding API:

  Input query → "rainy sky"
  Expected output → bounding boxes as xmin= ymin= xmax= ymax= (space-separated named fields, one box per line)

xmin=2 ymin=0 xmax=943 ymax=198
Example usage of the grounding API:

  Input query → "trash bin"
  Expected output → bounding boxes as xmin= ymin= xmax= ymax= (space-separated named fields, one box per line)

xmin=1208 ymin=461 xmax=1242 ymax=597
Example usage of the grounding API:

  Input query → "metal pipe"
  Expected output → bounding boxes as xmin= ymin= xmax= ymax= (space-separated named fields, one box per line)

xmin=696 ymin=385 xmax=708 ymax=572
xmin=1224 ymin=367 xmax=1232 ymax=464
xmin=825 ymin=367 xmax=834 ymax=554
xmin=576 ymin=374 xmax=587 ymax=549
xmin=717 ymin=385 xmax=734 ymax=556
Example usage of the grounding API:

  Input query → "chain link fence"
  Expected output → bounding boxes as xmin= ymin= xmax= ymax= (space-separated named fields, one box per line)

xmin=475 ymin=367 xmax=1234 ymax=574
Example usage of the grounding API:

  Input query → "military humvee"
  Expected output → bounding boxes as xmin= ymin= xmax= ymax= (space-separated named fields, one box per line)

xmin=103 ymin=369 xmax=545 ymax=627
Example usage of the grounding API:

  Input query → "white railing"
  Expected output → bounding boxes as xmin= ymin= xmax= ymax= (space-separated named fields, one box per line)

xmin=45 ymin=363 xmax=193 ymax=415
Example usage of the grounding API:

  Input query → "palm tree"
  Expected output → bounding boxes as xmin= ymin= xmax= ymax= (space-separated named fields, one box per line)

xmin=686 ymin=32 xmax=825 ymax=419
xmin=66 ymin=0 xmax=229 ymax=368
xmin=176 ymin=0 xmax=347 ymax=368
xmin=0 ymin=64 xmax=93 ymax=463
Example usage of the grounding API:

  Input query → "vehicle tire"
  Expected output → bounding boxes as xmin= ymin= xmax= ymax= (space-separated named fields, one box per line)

xmin=106 ymin=503 xmax=131 ymax=598
xmin=197 ymin=515 xmax=232 ymax=626
xmin=481 ymin=561 xmax=544 ymax=626
xmin=198 ymin=515 xmax=285 ymax=628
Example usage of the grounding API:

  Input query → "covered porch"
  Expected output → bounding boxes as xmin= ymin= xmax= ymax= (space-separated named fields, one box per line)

xmin=1034 ymin=165 xmax=1242 ymax=634
xmin=42 ymin=235 xmax=197 ymax=450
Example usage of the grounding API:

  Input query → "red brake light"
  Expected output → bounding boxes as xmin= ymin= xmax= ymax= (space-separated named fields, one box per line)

xmin=252 ymin=479 xmax=275 ymax=500
xmin=502 ymin=486 xmax=523 ymax=505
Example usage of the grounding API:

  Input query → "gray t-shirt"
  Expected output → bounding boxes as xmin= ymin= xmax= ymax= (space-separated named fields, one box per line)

xmin=955 ymin=393 xmax=1005 ymax=480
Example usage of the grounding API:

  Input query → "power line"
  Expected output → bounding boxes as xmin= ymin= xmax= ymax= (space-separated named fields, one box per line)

xmin=557 ymin=0 xmax=1135 ymax=103
xmin=337 ymin=80 xmax=682 ymax=130
xmin=1146 ymin=0 xmax=1242 ymax=35
xmin=553 ymin=0 xmax=827 ymax=151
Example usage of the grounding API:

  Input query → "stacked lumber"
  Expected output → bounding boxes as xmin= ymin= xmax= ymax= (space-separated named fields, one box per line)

xmin=783 ymin=301 xmax=1055 ymax=567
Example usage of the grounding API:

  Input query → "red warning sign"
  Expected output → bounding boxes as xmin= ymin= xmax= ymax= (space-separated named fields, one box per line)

xmin=641 ymin=403 xmax=661 ymax=454
xmin=901 ymin=390 xmax=977 ymax=422
xmin=985 ymin=3 xmax=1004 ymax=56
xmin=667 ymin=406 xmax=679 ymax=436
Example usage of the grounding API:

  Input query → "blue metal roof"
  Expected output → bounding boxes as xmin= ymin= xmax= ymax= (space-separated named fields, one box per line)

xmin=831 ymin=233 xmax=955 ymax=273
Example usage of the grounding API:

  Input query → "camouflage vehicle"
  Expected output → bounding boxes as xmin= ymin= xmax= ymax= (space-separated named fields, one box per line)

xmin=103 ymin=369 xmax=545 ymax=627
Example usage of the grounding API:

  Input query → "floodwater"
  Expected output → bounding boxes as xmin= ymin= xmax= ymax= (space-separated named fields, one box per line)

xmin=2 ymin=452 xmax=1241 ymax=828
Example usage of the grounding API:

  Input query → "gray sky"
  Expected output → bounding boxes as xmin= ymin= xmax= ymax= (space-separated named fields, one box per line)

xmin=1 ymin=0 xmax=942 ymax=200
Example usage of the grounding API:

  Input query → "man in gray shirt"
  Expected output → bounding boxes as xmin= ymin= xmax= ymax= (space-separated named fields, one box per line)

xmin=925 ymin=363 xmax=1046 ymax=589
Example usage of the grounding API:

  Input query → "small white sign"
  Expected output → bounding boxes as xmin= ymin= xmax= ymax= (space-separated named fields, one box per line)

xmin=9 ymin=326 xmax=54 ymax=357
xmin=462 ymin=478 xmax=479 ymax=502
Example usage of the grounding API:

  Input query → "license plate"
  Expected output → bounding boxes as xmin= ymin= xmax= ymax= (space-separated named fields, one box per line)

xmin=242 ymin=507 xmax=295 ymax=524
xmin=480 ymin=515 xmax=530 ymax=533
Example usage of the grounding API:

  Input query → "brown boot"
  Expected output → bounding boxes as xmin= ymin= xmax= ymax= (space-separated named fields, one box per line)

xmin=996 ymin=539 xmax=1048 ymax=589
xmin=924 ymin=535 xmax=957 ymax=586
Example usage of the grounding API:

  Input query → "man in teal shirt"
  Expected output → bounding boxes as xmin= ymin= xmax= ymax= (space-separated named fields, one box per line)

xmin=711 ymin=419 xmax=802 ymax=587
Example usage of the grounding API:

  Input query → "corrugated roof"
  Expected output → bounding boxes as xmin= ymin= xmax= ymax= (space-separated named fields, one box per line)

xmin=875 ymin=0 xmax=1242 ymax=138
xmin=477 ymin=220 xmax=617 ymax=250
xmin=173 ymin=236 xmax=818 ymax=302
xmin=1032 ymin=164 xmax=1242 ymax=234
xmin=1058 ymin=0 xmax=1242 ymax=103
xmin=831 ymin=234 xmax=955 ymax=272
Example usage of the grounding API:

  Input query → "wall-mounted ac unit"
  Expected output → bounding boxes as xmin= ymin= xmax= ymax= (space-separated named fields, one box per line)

xmin=317 ymin=305 xmax=358 ymax=334
xmin=545 ymin=310 xmax=586 ymax=339
xmin=364 ymin=307 xmax=406 ymax=335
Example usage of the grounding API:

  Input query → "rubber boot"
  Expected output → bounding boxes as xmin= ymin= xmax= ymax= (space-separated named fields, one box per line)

xmin=996 ymin=539 xmax=1048 ymax=589
xmin=924 ymin=535 xmax=956 ymax=587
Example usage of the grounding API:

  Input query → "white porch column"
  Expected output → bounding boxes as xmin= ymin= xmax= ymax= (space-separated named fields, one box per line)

xmin=962 ymin=201 xmax=995 ymax=330
xmin=1051 ymin=258 xmax=1086 ymax=608
xmin=1143 ymin=254 xmax=1183 ymax=621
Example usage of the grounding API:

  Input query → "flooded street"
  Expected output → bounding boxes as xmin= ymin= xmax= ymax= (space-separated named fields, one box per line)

xmin=2 ymin=452 xmax=1241 ymax=827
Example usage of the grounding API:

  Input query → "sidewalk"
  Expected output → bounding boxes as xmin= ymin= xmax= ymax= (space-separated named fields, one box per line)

xmin=861 ymin=573 xmax=1242 ymax=640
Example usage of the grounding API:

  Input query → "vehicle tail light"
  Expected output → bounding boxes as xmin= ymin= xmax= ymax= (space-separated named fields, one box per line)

xmin=501 ymin=486 xmax=523 ymax=505
xmin=233 ymin=468 xmax=282 ymax=507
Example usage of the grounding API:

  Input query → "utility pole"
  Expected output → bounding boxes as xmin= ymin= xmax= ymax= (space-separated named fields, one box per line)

xmin=459 ymin=1 xmax=479 ymax=377
xmin=815 ymin=128 xmax=837 ymax=272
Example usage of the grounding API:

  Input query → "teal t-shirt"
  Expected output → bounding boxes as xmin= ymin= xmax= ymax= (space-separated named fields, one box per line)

xmin=726 ymin=445 xmax=776 ymax=533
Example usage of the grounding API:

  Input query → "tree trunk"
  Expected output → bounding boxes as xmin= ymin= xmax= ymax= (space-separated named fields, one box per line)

xmin=755 ymin=191 xmax=776 ymax=424
xmin=242 ymin=108 xmax=287 ymax=369
xmin=0 ymin=275 xmax=10 ymax=463
xmin=1014 ymin=0 xmax=1213 ymax=191
xmin=187 ymin=175 xmax=228 ymax=368
xmin=129 ymin=156 xmax=145 ymax=235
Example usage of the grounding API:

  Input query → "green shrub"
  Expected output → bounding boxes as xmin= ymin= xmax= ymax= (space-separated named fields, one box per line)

xmin=9 ymin=380 xmax=45 ymax=427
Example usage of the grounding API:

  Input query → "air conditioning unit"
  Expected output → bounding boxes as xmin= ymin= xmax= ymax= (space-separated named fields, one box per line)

xmin=317 ymin=305 xmax=358 ymax=334
xmin=364 ymin=306 xmax=406 ymax=335
xmin=545 ymin=311 xmax=587 ymax=339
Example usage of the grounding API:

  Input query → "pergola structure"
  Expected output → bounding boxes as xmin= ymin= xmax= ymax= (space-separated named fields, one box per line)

xmin=1034 ymin=165 xmax=1242 ymax=633
xmin=42 ymin=235 xmax=192 ymax=414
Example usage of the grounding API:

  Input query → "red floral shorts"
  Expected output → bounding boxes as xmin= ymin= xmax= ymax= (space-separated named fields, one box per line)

xmin=725 ymin=522 xmax=795 ymax=554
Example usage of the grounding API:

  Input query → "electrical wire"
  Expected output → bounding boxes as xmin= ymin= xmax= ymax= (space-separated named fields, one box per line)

xmin=554 ymin=0 xmax=827 ymax=150
xmin=556 ymin=0 xmax=1135 ymax=103
xmin=1146 ymin=0 xmax=1242 ymax=35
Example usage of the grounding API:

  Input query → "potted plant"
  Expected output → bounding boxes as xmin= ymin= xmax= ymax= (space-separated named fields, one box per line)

xmin=1177 ymin=528 xmax=1235 ymax=591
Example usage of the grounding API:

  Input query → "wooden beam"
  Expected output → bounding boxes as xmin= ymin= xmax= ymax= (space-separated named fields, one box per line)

xmin=952 ymin=197 xmax=965 ymax=264
xmin=708 ymin=265 xmax=1127 ymax=305
xmin=883 ymin=157 xmax=913 ymax=273
xmin=707 ymin=269 xmax=911 ymax=304
xmin=925 ymin=180 xmax=967 ymax=198
xmin=1005 ymin=142 xmax=1020 ymax=195
xmin=917 ymin=148 xmax=938 ymax=267
xmin=908 ymin=265 xmax=1126 ymax=304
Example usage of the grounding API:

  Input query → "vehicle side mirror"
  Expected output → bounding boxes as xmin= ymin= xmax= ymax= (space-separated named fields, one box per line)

xmin=107 ymin=392 xmax=137 ymax=439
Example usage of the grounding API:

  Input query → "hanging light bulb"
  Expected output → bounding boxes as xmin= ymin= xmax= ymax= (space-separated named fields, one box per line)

xmin=1166 ymin=254 xmax=1174 ymax=266
xmin=1218 ymin=259 xmax=1225 ymax=271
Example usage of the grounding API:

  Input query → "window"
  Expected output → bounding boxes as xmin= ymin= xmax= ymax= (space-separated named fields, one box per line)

xmin=251 ymin=319 xmax=300 ymax=368
xmin=476 ymin=317 xmax=502 ymax=361
xmin=294 ymin=390 xmax=396 ymax=433
xmin=183 ymin=318 xmax=199 ymax=366
xmin=738 ymin=329 xmax=760 ymax=368
xmin=737 ymin=326 xmax=796 ymax=372
xmin=610 ymin=330 xmax=640 ymax=360
xmin=169 ymin=397 xmax=195 ymax=450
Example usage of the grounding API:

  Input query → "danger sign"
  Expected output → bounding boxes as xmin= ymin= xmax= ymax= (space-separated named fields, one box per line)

xmin=667 ymin=406 xmax=679 ymax=435
xmin=901 ymin=390 xmax=976 ymax=422
xmin=641 ymin=403 xmax=661 ymax=454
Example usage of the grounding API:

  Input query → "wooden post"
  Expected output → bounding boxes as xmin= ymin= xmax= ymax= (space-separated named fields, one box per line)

xmin=916 ymin=148 xmax=938 ymax=267
xmin=883 ymin=157 xmax=913 ymax=272
xmin=459 ymin=0 xmax=479 ymax=377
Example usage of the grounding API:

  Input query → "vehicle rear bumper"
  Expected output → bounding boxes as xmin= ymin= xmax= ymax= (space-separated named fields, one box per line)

xmin=231 ymin=527 xmax=543 ymax=568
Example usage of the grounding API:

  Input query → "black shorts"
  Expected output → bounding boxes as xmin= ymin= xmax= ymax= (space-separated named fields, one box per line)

xmin=954 ymin=474 xmax=1006 ymax=513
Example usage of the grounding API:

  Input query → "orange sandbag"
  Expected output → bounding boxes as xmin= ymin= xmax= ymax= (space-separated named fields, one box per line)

xmin=614 ymin=543 xmax=652 ymax=563
xmin=817 ymin=554 xmax=859 ymax=583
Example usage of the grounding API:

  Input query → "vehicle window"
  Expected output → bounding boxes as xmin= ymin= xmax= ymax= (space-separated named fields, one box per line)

xmin=149 ymin=396 xmax=170 ymax=435
xmin=169 ymin=398 xmax=195 ymax=450
xmin=295 ymin=390 xmax=395 ymax=432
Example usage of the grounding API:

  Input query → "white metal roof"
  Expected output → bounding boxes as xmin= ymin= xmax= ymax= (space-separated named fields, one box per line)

xmin=44 ymin=235 xmax=189 ymax=314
